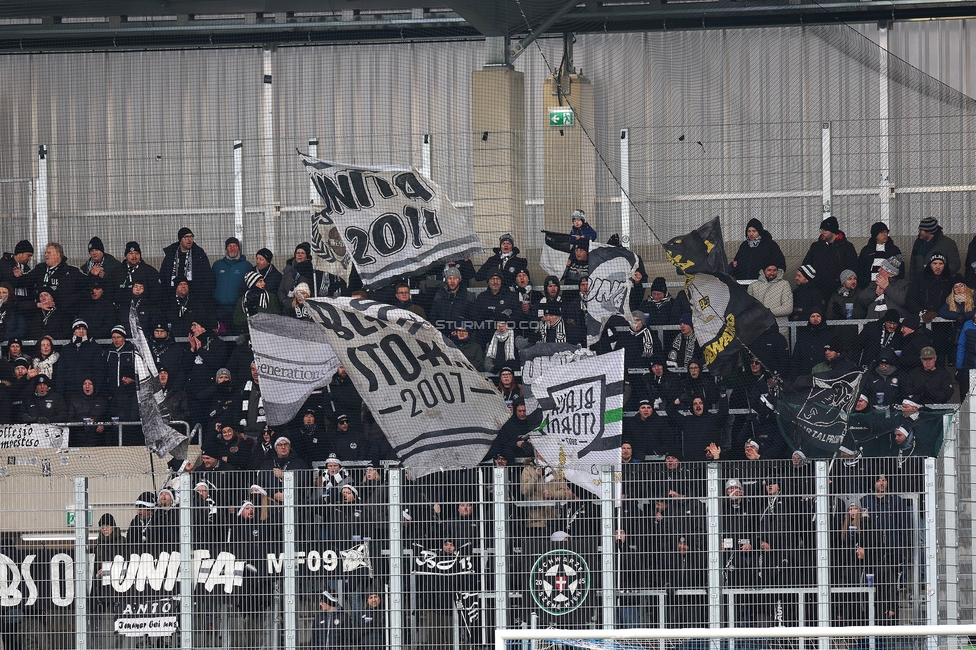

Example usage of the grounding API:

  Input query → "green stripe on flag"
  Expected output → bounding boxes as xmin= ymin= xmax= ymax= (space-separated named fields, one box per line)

xmin=603 ymin=408 xmax=623 ymax=424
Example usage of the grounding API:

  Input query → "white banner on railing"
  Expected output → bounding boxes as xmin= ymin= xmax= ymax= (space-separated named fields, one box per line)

xmin=0 ymin=423 xmax=69 ymax=449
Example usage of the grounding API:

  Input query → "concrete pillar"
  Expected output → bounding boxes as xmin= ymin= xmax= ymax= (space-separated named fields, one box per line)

xmin=471 ymin=68 xmax=526 ymax=248
xmin=543 ymin=73 xmax=595 ymax=232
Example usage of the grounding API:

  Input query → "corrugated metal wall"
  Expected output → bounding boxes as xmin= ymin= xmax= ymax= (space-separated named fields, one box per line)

xmin=0 ymin=20 xmax=974 ymax=264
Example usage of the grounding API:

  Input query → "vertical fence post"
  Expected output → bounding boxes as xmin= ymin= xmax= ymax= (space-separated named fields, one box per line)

xmin=262 ymin=45 xmax=277 ymax=253
xmin=600 ymin=467 xmax=615 ymax=629
xmin=283 ymin=471 xmax=297 ymax=650
xmin=178 ymin=472 xmax=194 ymax=649
xmin=706 ymin=463 xmax=721 ymax=650
xmin=619 ymin=129 xmax=630 ymax=247
xmin=388 ymin=468 xmax=404 ymax=650
xmin=821 ymin=123 xmax=832 ymax=226
xmin=492 ymin=467 xmax=508 ymax=632
xmin=814 ymin=460 xmax=831 ymax=650
xmin=942 ymin=409 xmax=960 ymax=641
xmin=73 ymin=476 xmax=89 ymax=650
xmin=878 ymin=25 xmax=891 ymax=225
xmin=924 ymin=457 xmax=938 ymax=647
xmin=233 ymin=140 xmax=244 ymax=243
xmin=36 ymin=144 xmax=48 ymax=245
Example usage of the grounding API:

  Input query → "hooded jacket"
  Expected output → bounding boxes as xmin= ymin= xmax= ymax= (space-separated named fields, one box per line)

xmin=747 ymin=267 xmax=792 ymax=318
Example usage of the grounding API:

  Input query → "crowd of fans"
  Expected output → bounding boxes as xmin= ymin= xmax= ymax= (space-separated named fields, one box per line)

xmin=0 ymin=214 xmax=964 ymax=467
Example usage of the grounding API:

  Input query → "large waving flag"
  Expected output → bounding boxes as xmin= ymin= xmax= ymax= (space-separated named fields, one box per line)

xmin=300 ymin=154 xmax=484 ymax=289
xmin=300 ymin=297 xmax=510 ymax=477
xmin=527 ymin=348 xmax=624 ymax=499
xmin=583 ymin=242 xmax=639 ymax=347
xmin=540 ymin=230 xmax=575 ymax=278
xmin=664 ymin=220 xmax=774 ymax=375
xmin=249 ymin=313 xmax=340 ymax=426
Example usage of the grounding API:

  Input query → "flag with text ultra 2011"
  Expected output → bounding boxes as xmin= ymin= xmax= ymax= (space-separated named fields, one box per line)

xmin=300 ymin=154 xmax=484 ymax=289
xmin=302 ymin=297 xmax=511 ymax=477
xmin=776 ymin=370 xmax=863 ymax=458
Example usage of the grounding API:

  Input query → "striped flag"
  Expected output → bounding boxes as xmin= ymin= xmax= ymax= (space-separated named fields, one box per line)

xmin=249 ymin=313 xmax=340 ymax=426
xmin=540 ymin=230 xmax=575 ymax=278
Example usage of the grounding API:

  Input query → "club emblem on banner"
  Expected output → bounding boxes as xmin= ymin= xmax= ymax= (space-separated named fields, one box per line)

xmin=530 ymin=549 xmax=590 ymax=615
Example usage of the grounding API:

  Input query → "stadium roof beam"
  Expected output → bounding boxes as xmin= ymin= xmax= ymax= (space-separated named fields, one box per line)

xmin=0 ymin=0 xmax=975 ymax=51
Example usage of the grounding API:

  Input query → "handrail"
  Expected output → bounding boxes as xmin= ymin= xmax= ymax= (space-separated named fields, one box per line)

xmin=41 ymin=419 xmax=192 ymax=447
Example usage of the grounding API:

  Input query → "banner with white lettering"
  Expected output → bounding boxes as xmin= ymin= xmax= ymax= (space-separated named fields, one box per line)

xmin=583 ymin=243 xmax=639 ymax=347
xmin=302 ymin=297 xmax=509 ymax=477
xmin=0 ymin=423 xmax=68 ymax=449
xmin=300 ymin=154 xmax=484 ymax=289
xmin=518 ymin=342 xmax=595 ymax=414
xmin=249 ymin=313 xmax=341 ymax=426
xmin=528 ymin=349 xmax=624 ymax=498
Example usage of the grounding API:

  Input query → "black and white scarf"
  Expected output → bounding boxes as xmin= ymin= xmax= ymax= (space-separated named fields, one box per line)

xmin=170 ymin=248 xmax=193 ymax=287
xmin=238 ymin=380 xmax=266 ymax=427
xmin=244 ymin=288 xmax=270 ymax=315
xmin=668 ymin=331 xmax=696 ymax=368
xmin=41 ymin=306 xmax=57 ymax=327
xmin=540 ymin=317 xmax=567 ymax=343
xmin=122 ymin=263 xmax=140 ymax=290
xmin=634 ymin=328 xmax=655 ymax=358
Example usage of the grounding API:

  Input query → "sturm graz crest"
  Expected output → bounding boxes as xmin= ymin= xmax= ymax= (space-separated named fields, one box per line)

xmin=530 ymin=549 xmax=590 ymax=615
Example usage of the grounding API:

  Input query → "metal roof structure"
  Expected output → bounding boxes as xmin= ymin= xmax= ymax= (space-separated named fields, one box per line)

xmin=0 ymin=0 xmax=974 ymax=51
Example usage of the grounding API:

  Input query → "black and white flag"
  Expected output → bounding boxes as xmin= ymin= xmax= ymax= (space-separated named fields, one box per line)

xmin=310 ymin=208 xmax=355 ymax=283
xmin=777 ymin=370 xmax=864 ymax=458
xmin=583 ymin=243 xmax=639 ymax=347
xmin=540 ymin=230 xmax=574 ymax=278
xmin=300 ymin=154 xmax=484 ymax=289
xmin=249 ymin=313 xmax=341 ymax=426
xmin=518 ymin=341 xmax=595 ymax=414
xmin=528 ymin=349 xmax=624 ymax=498
xmin=129 ymin=305 xmax=187 ymax=459
xmin=302 ymin=297 xmax=510 ymax=477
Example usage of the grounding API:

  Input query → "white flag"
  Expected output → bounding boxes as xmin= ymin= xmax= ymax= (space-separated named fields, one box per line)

xmin=300 ymin=154 xmax=484 ymax=288
xmin=528 ymin=349 xmax=624 ymax=498
xmin=302 ymin=297 xmax=510 ymax=477
xmin=249 ymin=313 xmax=340 ymax=426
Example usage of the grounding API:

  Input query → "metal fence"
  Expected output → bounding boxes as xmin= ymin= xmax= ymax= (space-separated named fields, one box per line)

xmin=0 ymin=441 xmax=953 ymax=650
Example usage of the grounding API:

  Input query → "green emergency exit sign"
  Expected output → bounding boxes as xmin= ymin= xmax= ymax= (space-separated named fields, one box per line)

xmin=66 ymin=510 xmax=93 ymax=527
xmin=549 ymin=107 xmax=575 ymax=127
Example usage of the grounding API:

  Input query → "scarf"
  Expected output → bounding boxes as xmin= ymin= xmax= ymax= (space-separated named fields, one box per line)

xmin=123 ymin=263 xmax=140 ymax=289
xmin=239 ymin=380 xmax=266 ymax=427
xmin=82 ymin=258 xmax=103 ymax=275
xmin=170 ymin=248 xmax=193 ymax=286
xmin=244 ymin=288 xmax=270 ymax=314
xmin=540 ymin=317 xmax=567 ymax=343
xmin=948 ymin=290 xmax=975 ymax=313
xmin=486 ymin=329 xmax=515 ymax=362
xmin=42 ymin=263 xmax=62 ymax=288
xmin=41 ymin=306 xmax=57 ymax=327
xmin=634 ymin=328 xmax=655 ymax=357
xmin=668 ymin=331 xmax=696 ymax=369
xmin=294 ymin=303 xmax=312 ymax=320
xmin=879 ymin=327 xmax=894 ymax=350
xmin=748 ymin=237 xmax=761 ymax=248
